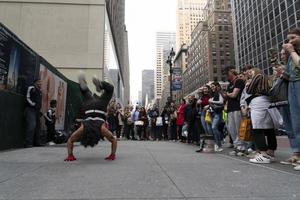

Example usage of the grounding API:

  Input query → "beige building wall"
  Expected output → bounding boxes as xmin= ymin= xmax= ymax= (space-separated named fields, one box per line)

xmin=176 ymin=0 xmax=207 ymax=50
xmin=0 ymin=0 xmax=106 ymax=91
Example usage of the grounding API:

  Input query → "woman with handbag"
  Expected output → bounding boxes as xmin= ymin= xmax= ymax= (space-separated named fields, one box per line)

xmin=200 ymin=85 xmax=213 ymax=136
xmin=246 ymin=69 xmax=278 ymax=164
xmin=282 ymin=28 xmax=300 ymax=170
xmin=209 ymin=82 xmax=224 ymax=152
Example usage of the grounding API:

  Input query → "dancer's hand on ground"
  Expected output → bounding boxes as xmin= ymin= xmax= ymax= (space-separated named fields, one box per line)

xmin=105 ymin=153 xmax=116 ymax=161
xmin=64 ymin=155 xmax=77 ymax=162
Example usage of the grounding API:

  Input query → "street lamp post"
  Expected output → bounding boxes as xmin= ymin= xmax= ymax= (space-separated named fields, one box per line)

xmin=166 ymin=48 xmax=175 ymax=102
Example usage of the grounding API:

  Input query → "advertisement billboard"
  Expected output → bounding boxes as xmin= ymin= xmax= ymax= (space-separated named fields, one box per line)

xmin=40 ymin=64 xmax=67 ymax=130
xmin=0 ymin=24 xmax=38 ymax=95
xmin=172 ymin=67 xmax=182 ymax=91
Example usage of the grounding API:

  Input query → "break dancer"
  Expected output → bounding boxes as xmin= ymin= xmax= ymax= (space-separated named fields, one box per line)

xmin=64 ymin=73 xmax=117 ymax=161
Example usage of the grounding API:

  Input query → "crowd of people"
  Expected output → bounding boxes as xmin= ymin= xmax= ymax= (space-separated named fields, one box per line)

xmin=22 ymin=28 xmax=300 ymax=169
xmin=103 ymin=28 xmax=300 ymax=171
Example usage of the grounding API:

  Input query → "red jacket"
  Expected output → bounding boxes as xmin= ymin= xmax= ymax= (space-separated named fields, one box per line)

xmin=201 ymin=95 xmax=210 ymax=108
xmin=176 ymin=104 xmax=186 ymax=126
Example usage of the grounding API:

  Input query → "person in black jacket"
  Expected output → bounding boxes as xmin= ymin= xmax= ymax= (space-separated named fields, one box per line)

xmin=24 ymin=78 xmax=42 ymax=148
xmin=44 ymin=100 xmax=57 ymax=144
xmin=64 ymin=74 xmax=117 ymax=162
xmin=184 ymin=95 xmax=197 ymax=144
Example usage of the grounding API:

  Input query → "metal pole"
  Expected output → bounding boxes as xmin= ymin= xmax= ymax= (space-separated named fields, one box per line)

xmin=170 ymin=62 xmax=172 ymax=102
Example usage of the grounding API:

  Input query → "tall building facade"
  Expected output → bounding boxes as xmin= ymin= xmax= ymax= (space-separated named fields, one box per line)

xmin=184 ymin=0 xmax=234 ymax=98
xmin=231 ymin=0 xmax=300 ymax=73
xmin=105 ymin=0 xmax=130 ymax=104
xmin=176 ymin=0 xmax=208 ymax=50
xmin=141 ymin=70 xmax=154 ymax=106
xmin=0 ymin=0 xmax=129 ymax=104
xmin=155 ymin=32 xmax=176 ymax=100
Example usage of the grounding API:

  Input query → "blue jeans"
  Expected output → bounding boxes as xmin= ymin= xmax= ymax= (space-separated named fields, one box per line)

xmin=211 ymin=113 xmax=222 ymax=147
xmin=288 ymin=81 xmax=300 ymax=153
xmin=201 ymin=112 xmax=213 ymax=135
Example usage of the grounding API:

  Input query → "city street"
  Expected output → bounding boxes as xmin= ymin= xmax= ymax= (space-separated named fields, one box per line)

xmin=0 ymin=140 xmax=300 ymax=200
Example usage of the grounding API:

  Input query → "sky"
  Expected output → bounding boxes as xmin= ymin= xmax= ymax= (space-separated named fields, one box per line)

xmin=125 ymin=0 xmax=177 ymax=103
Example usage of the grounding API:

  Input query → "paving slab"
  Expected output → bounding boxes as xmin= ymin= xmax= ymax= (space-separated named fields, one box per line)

xmin=0 ymin=141 xmax=299 ymax=200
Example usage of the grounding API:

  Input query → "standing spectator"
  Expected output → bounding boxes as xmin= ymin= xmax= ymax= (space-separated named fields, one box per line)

xmin=209 ymin=82 xmax=224 ymax=152
xmin=176 ymin=99 xmax=186 ymax=142
xmin=277 ymin=48 xmax=300 ymax=165
xmin=282 ymin=28 xmax=300 ymax=170
xmin=116 ymin=103 xmax=124 ymax=140
xmin=148 ymin=104 xmax=159 ymax=140
xmin=161 ymin=99 xmax=172 ymax=140
xmin=44 ymin=100 xmax=57 ymax=145
xmin=247 ymin=69 xmax=278 ymax=164
xmin=137 ymin=107 xmax=149 ymax=140
xmin=107 ymin=100 xmax=117 ymax=135
xmin=184 ymin=95 xmax=197 ymax=144
xmin=24 ymin=78 xmax=42 ymax=148
xmin=123 ymin=106 xmax=134 ymax=140
xmin=131 ymin=105 xmax=140 ymax=140
xmin=224 ymin=69 xmax=245 ymax=151
xmin=200 ymin=85 xmax=213 ymax=136
xmin=169 ymin=102 xmax=178 ymax=141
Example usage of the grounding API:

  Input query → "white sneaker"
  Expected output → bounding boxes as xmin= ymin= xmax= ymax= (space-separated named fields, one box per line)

xmin=48 ymin=142 xmax=55 ymax=146
xmin=216 ymin=147 xmax=223 ymax=152
xmin=294 ymin=165 xmax=300 ymax=171
xmin=249 ymin=153 xmax=271 ymax=164
xmin=214 ymin=144 xmax=218 ymax=152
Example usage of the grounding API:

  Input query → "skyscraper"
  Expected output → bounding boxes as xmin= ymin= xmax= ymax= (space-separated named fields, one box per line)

xmin=142 ymin=70 xmax=155 ymax=106
xmin=176 ymin=0 xmax=208 ymax=50
xmin=231 ymin=0 xmax=300 ymax=73
xmin=184 ymin=0 xmax=234 ymax=98
xmin=155 ymin=32 xmax=176 ymax=100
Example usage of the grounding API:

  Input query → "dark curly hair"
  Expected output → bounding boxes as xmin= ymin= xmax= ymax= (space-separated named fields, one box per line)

xmin=80 ymin=121 xmax=103 ymax=147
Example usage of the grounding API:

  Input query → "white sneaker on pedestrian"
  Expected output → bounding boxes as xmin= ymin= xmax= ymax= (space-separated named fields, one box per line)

xmin=214 ymin=144 xmax=218 ymax=152
xmin=229 ymin=150 xmax=237 ymax=156
xmin=249 ymin=153 xmax=271 ymax=164
xmin=47 ymin=142 xmax=55 ymax=146
xmin=216 ymin=147 xmax=223 ymax=152
xmin=294 ymin=165 xmax=300 ymax=171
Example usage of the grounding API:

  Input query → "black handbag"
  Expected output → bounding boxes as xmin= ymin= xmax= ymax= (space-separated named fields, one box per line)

xmin=269 ymin=78 xmax=288 ymax=103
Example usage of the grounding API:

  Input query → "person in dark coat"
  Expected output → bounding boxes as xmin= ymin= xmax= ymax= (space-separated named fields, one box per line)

xmin=24 ymin=78 xmax=42 ymax=148
xmin=184 ymin=95 xmax=197 ymax=144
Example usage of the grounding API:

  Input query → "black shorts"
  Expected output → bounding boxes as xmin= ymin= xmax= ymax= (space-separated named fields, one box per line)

xmin=81 ymin=120 xmax=104 ymax=147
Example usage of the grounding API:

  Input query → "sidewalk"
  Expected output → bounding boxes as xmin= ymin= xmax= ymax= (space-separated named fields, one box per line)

xmin=0 ymin=140 xmax=299 ymax=200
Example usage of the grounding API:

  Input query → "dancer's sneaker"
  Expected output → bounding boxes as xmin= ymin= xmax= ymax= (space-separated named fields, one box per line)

xmin=92 ymin=76 xmax=103 ymax=92
xmin=78 ymin=71 xmax=88 ymax=91
xmin=216 ymin=147 xmax=223 ymax=152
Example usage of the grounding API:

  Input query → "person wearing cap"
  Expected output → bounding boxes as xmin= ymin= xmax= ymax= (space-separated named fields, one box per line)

xmin=24 ymin=78 xmax=42 ymax=148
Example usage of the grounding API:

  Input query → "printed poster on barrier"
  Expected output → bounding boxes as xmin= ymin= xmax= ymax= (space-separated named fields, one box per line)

xmin=39 ymin=64 xmax=67 ymax=130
